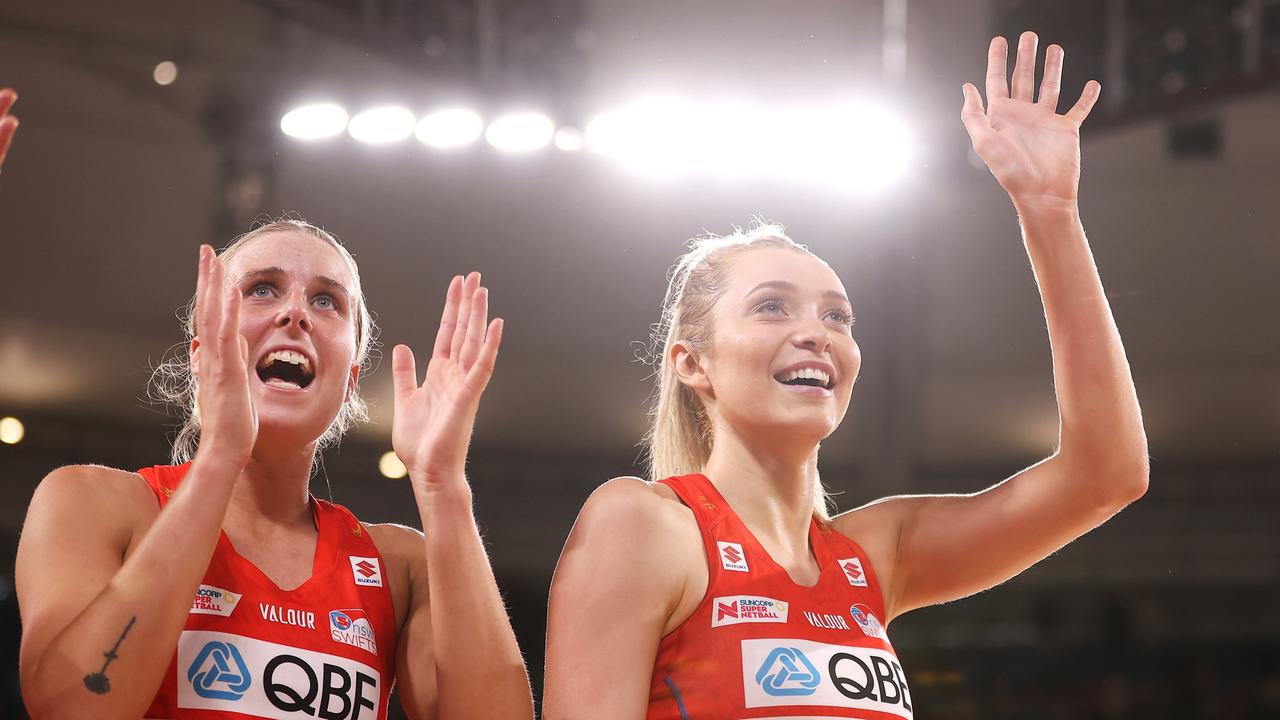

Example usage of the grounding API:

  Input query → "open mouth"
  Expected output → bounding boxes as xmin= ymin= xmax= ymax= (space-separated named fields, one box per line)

xmin=773 ymin=367 xmax=834 ymax=391
xmin=256 ymin=350 xmax=315 ymax=390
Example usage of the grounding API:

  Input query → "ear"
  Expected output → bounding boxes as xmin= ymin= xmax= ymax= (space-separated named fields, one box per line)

xmin=189 ymin=337 xmax=202 ymax=379
xmin=345 ymin=363 xmax=361 ymax=401
xmin=668 ymin=340 xmax=713 ymax=397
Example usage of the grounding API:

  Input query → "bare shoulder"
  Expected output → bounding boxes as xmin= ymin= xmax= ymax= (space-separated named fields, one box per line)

xmin=28 ymin=464 xmax=158 ymax=531
xmin=363 ymin=521 xmax=424 ymax=556
xmin=830 ymin=494 xmax=914 ymax=543
xmin=579 ymin=475 xmax=696 ymax=535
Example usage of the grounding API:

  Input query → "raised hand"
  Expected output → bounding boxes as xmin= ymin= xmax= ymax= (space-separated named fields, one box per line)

xmin=192 ymin=245 xmax=258 ymax=469
xmin=392 ymin=272 xmax=504 ymax=489
xmin=961 ymin=32 xmax=1100 ymax=209
xmin=0 ymin=88 xmax=18 ymax=173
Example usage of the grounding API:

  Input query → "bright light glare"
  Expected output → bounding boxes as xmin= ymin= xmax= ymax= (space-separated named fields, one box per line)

xmin=0 ymin=416 xmax=24 ymax=445
xmin=554 ymin=127 xmax=583 ymax=152
xmin=153 ymin=61 xmax=178 ymax=86
xmin=416 ymin=108 xmax=484 ymax=148
xmin=348 ymin=106 xmax=416 ymax=144
xmin=585 ymin=98 xmax=913 ymax=191
xmin=484 ymin=112 xmax=554 ymax=152
xmin=379 ymin=451 xmax=407 ymax=479
xmin=281 ymin=103 xmax=349 ymax=140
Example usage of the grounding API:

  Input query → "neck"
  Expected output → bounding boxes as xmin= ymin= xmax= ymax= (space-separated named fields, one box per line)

xmin=225 ymin=439 xmax=317 ymax=529
xmin=701 ymin=422 xmax=820 ymax=550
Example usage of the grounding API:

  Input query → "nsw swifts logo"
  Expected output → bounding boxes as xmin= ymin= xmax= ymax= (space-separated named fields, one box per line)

xmin=838 ymin=557 xmax=869 ymax=587
xmin=349 ymin=556 xmax=383 ymax=587
xmin=718 ymin=541 xmax=749 ymax=572
xmin=329 ymin=609 xmax=378 ymax=656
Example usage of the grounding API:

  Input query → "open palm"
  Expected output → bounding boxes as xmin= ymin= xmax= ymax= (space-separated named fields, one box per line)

xmin=392 ymin=272 xmax=503 ymax=488
xmin=962 ymin=32 xmax=1100 ymax=207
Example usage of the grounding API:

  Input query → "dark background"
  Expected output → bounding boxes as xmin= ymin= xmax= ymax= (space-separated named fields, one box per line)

xmin=2 ymin=0 xmax=1279 ymax=717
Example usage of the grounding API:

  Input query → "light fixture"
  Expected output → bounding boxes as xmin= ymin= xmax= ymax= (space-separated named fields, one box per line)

xmin=0 ymin=416 xmax=24 ymax=445
xmin=280 ymin=103 xmax=349 ymax=140
xmin=416 ymin=108 xmax=484 ymax=148
xmin=485 ymin=112 xmax=555 ymax=152
xmin=153 ymin=61 xmax=178 ymax=86
xmin=378 ymin=451 xmax=407 ymax=479
xmin=348 ymin=106 xmax=416 ymax=144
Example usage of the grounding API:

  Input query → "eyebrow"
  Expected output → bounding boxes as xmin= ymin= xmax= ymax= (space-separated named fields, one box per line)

xmin=236 ymin=267 xmax=351 ymax=299
xmin=745 ymin=280 xmax=850 ymax=305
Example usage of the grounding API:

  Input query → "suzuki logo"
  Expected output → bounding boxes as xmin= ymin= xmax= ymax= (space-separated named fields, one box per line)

xmin=353 ymin=560 xmax=377 ymax=578
xmin=755 ymin=647 xmax=821 ymax=696
xmin=187 ymin=641 xmax=252 ymax=701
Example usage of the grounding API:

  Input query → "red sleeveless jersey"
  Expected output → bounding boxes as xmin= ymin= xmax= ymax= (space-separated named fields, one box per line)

xmin=648 ymin=474 xmax=913 ymax=720
xmin=137 ymin=464 xmax=398 ymax=720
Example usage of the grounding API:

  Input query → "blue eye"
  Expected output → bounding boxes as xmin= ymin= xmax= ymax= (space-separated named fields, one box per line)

xmin=755 ymin=299 xmax=785 ymax=314
xmin=250 ymin=285 xmax=273 ymax=298
xmin=314 ymin=295 xmax=334 ymax=310
xmin=826 ymin=309 xmax=855 ymax=326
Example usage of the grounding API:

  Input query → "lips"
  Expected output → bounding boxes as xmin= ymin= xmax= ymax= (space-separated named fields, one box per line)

xmin=255 ymin=348 xmax=315 ymax=389
xmin=773 ymin=361 xmax=836 ymax=391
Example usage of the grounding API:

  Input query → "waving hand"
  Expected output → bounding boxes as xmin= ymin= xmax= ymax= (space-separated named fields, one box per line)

xmin=961 ymin=32 xmax=1100 ymax=209
xmin=392 ymin=272 xmax=504 ymax=488
xmin=0 ymin=88 xmax=18 ymax=173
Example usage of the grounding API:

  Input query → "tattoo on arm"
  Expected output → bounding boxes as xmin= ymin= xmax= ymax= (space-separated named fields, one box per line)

xmin=83 ymin=616 xmax=136 ymax=695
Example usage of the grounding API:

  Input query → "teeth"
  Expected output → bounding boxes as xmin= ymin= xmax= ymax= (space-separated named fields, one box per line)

xmin=779 ymin=367 xmax=831 ymax=386
xmin=259 ymin=350 xmax=312 ymax=375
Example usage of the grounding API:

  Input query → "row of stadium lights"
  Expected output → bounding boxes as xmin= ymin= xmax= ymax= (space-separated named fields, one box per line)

xmin=279 ymin=100 xmax=916 ymax=189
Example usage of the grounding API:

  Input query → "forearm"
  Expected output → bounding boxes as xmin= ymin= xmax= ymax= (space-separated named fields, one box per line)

xmin=417 ymin=481 xmax=534 ymax=720
xmin=1017 ymin=200 xmax=1149 ymax=486
xmin=24 ymin=457 xmax=238 ymax=719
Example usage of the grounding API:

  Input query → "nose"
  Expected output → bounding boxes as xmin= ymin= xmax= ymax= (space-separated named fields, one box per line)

xmin=274 ymin=292 xmax=313 ymax=333
xmin=792 ymin=316 xmax=832 ymax=354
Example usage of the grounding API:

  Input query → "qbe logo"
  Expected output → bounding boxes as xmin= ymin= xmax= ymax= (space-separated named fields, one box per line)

xmin=188 ymin=641 xmax=251 ymax=700
xmin=754 ymin=647 xmax=821 ymax=696
xmin=741 ymin=639 xmax=913 ymax=719
xmin=178 ymin=631 xmax=380 ymax=719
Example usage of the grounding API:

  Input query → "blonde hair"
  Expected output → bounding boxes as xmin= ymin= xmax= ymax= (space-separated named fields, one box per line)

xmin=643 ymin=221 xmax=834 ymax=520
xmin=150 ymin=217 xmax=377 ymax=463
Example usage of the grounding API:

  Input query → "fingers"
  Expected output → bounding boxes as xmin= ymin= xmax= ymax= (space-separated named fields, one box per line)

xmin=450 ymin=272 xmax=480 ymax=360
xmin=466 ymin=318 xmax=504 ymax=393
xmin=1038 ymin=44 xmax=1064 ymax=109
xmin=1065 ymin=80 xmax=1102 ymax=125
xmin=0 ymin=88 xmax=16 ymax=118
xmin=1011 ymin=31 xmax=1038 ymax=101
xmin=960 ymin=83 xmax=992 ymax=146
xmin=432 ymin=275 xmax=463 ymax=359
xmin=458 ymin=286 xmax=489 ymax=370
xmin=985 ymin=36 xmax=1009 ymax=103
xmin=391 ymin=344 xmax=419 ymax=403
xmin=195 ymin=246 xmax=216 ymax=349
xmin=0 ymin=115 xmax=16 ymax=172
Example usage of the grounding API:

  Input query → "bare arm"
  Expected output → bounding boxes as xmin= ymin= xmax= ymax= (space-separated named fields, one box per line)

xmin=841 ymin=32 xmax=1148 ymax=620
xmin=390 ymin=273 xmax=533 ymax=720
xmin=543 ymin=478 xmax=702 ymax=720
xmin=17 ymin=247 xmax=256 ymax=718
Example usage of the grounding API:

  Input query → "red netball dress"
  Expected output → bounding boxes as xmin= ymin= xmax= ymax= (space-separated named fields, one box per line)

xmin=137 ymin=463 xmax=398 ymax=720
xmin=648 ymin=474 xmax=913 ymax=720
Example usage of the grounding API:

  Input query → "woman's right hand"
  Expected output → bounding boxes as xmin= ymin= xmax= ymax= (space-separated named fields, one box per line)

xmin=192 ymin=245 xmax=257 ymax=470
xmin=0 ymin=88 xmax=18 ymax=173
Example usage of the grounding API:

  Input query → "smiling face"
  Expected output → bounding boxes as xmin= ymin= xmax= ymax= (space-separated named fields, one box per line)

xmin=194 ymin=229 xmax=361 ymax=449
xmin=681 ymin=246 xmax=861 ymax=448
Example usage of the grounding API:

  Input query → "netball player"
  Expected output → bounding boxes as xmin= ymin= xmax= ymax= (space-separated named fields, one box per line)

xmin=544 ymin=32 xmax=1149 ymax=719
xmin=16 ymin=221 xmax=535 ymax=718
xmin=0 ymin=87 xmax=17 ymax=171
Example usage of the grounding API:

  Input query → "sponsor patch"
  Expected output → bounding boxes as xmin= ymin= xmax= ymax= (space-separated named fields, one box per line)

xmin=804 ymin=610 xmax=851 ymax=631
xmin=178 ymin=631 xmax=380 ymax=719
xmin=838 ymin=557 xmax=869 ymax=587
xmin=330 ymin=609 xmax=379 ymax=656
xmin=712 ymin=596 xmax=789 ymax=627
xmin=718 ymin=541 xmax=749 ymax=573
xmin=850 ymin=603 xmax=888 ymax=640
xmin=349 ymin=556 xmax=383 ymax=587
xmin=190 ymin=585 xmax=242 ymax=617
xmin=258 ymin=603 xmax=316 ymax=630
xmin=741 ymin=638 xmax=913 ymax=718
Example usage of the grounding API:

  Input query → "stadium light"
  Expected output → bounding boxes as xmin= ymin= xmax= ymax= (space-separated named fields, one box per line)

xmin=348 ymin=106 xmax=415 ymax=144
xmin=280 ymin=103 xmax=349 ymax=140
xmin=416 ymin=108 xmax=484 ymax=148
xmin=485 ymin=112 xmax=555 ymax=152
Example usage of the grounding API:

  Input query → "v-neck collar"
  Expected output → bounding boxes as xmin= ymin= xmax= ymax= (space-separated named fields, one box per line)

xmin=215 ymin=496 xmax=337 ymax=594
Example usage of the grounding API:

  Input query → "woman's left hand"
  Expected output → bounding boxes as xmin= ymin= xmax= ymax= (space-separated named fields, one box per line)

xmin=391 ymin=272 xmax=503 ymax=491
xmin=962 ymin=32 xmax=1100 ymax=210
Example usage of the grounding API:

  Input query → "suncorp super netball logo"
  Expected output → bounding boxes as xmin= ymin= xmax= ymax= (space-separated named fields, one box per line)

xmin=190 ymin=585 xmax=242 ymax=617
xmin=711 ymin=596 xmax=789 ymax=628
